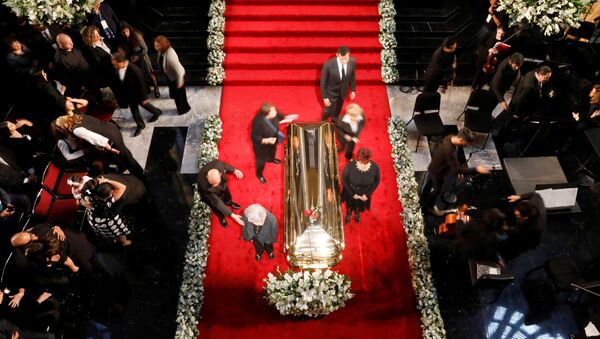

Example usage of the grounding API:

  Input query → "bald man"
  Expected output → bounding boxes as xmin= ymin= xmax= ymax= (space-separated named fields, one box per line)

xmin=197 ymin=160 xmax=245 ymax=227
xmin=53 ymin=33 xmax=101 ymax=100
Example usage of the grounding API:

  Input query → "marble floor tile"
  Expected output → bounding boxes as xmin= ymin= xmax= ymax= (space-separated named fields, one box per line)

xmin=119 ymin=86 xmax=222 ymax=173
xmin=386 ymin=85 xmax=502 ymax=171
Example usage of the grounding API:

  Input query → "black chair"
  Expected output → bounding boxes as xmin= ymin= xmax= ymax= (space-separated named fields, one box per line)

xmin=527 ymin=256 xmax=600 ymax=304
xmin=468 ymin=259 xmax=515 ymax=304
xmin=462 ymin=90 xmax=498 ymax=154
xmin=409 ymin=92 xmax=445 ymax=152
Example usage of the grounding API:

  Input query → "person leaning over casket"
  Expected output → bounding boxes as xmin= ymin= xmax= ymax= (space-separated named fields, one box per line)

xmin=197 ymin=159 xmax=245 ymax=228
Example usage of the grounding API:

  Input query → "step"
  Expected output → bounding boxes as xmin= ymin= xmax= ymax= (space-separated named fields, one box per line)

xmin=226 ymin=4 xmax=379 ymax=21
xmin=152 ymin=6 xmax=210 ymax=20
xmin=168 ymin=37 xmax=208 ymax=52
xmin=226 ymin=0 xmax=379 ymax=5
xmin=224 ymin=36 xmax=381 ymax=53
xmin=156 ymin=20 xmax=210 ymax=35
xmin=224 ymin=52 xmax=381 ymax=68
xmin=225 ymin=20 xmax=380 ymax=37
xmin=223 ymin=68 xmax=381 ymax=85
xmin=394 ymin=7 xmax=459 ymax=22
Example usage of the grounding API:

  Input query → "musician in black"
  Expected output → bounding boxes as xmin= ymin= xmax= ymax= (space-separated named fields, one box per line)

xmin=499 ymin=192 xmax=546 ymax=260
xmin=490 ymin=53 xmax=524 ymax=111
xmin=420 ymin=129 xmax=490 ymax=215
xmin=423 ymin=37 xmax=458 ymax=94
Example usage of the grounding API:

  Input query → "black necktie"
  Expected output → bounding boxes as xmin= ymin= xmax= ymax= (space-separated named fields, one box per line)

xmin=341 ymin=65 xmax=346 ymax=81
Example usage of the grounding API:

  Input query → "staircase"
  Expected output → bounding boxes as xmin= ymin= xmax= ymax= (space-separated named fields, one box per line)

xmin=222 ymin=0 xmax=382 ymax=86
xmin=393 ymin=0 xmax=483 ymax=86
xmin=131 ymin=0 xmax=210 ymax=85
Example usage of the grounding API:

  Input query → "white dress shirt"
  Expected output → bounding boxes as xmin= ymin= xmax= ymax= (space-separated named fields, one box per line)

xmin=337 ymin=59 xmax=346 ymax=80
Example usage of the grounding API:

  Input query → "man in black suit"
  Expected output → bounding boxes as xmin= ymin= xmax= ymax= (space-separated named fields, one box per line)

xmin=111 ymin=52 xmax=162 ymax=137
xmin=53 ymin=33 xmax=101 ymax=100
xmin=423 ymin=37 xmax=458 ymax=93
xmin=489 ymin=52 xmax=524 ymax=111
xmin=320 ymin=46 xmax=356 ymax=120
xmin=509 ymin=65 xmax=552 ymax=120
xmin=197 ymin=160 xmax=244 ymax=228
xmin=500 ymin=192 xmax=546 ymax=260
xmin=0 ymin=146 xmax=36 ymax=193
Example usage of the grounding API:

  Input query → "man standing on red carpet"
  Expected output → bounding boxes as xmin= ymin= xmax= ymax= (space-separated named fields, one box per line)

xmin=197 ymin=159 xmax=245 ymax=228
xmin=320 ymin=46 xmax=356 ymax=120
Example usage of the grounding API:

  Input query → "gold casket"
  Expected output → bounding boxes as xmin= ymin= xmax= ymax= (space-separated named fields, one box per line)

xmin=284 ymin=122 xmax=345 ymax=269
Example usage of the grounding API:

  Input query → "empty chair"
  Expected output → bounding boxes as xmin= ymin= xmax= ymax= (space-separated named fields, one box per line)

xmin=41 ymin=161 xmax=87 ymax=197
xmin=32 ymin=186 xmax=78 ymax=224
xmin=462 ymin=90 xmax=498 ymax=150
xmin=409 ymin=92 xmax=445 ymax=152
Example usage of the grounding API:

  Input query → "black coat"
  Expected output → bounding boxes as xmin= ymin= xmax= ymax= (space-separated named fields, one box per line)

xmin=320 ymin=57 xmax=356 ymax=101
xmin=197 ymin=160 xmax=236 ymax=217
xmin=250 ymin=113 xmax=283 ymax=162
xmin=334 ymin=114 xmax=365 ymax=148
xmin=0 ymin=146 xmax=26 ymax=192
xmin=510 ymin=70 xmax=542 ymax=118
xmin=85 ymin=45 xmax=115 ymax=87
xmin=506 ymin=192 xmax=546 ymax=251
xmin=490 ymin=57 xmax=520 ymax=103
xmin=103 ymin=173 xmax=147 ymax=213
xmin=423 ymin=46 xmax=456 ymax=92
xmin=114 ymin=62 xmax=148 ymax=106
xmin=87 ymin=3 xmax=120 ymax=41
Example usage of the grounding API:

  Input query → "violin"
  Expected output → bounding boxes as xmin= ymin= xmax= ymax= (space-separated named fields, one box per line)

xmin=482 ymin=29 xmax=521 ymax=74
xmin=437 ymin=204 xmax=476 ymax=238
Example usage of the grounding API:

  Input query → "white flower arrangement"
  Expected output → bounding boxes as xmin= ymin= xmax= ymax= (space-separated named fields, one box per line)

xmin=378 ymin=0 xmax=399 ymax=84
xmin=175 ymin=114 xmax=222 ymax=339
xmin=206 ymin=0 xmax=226 ymax=85
xmin=3 ymin=0 xmax=96 ymax=25
xmin=498 ymin=0 xmax=593 ymax=36
xmin=388 ymin=116 xmax=447 ymax=338
xmin=264 ymin=269 xmax=354 ymax=318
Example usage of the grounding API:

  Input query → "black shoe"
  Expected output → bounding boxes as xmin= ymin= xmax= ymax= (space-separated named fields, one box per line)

xmin=133 ymin=126 xmax=145 ymax=137
xmin=354 ymin=212 xmax=360 ymax=223
xmin=258 ymin=176 xmax=267 ymax=184
xmin=219 ymin=217 xmax=228 ymax=228
xmin=272 ymin=159 xmax=281 ymax=164
xmin=148 ymin=112 xmax=162 ymax=123
xmin=345 ymin=153 xmax=353 ymax=160
xmin=344 ymin=213 xmax=351 ymax=224
xmin=255 ymin=253 xmax=262 ymax=261
xmin=154 ymin=89 xmax=160 ymax=98
xmin=228 ymin=202 xmax=241 ymax=210
xmin=268 ymin=251 xmax=275 ymax=260
xmin=179 ymin=106 xmax=191 ymax=115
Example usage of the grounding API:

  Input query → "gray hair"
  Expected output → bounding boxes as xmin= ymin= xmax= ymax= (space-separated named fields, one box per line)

xmin=244 ymin=204 xmax=267 ymax=224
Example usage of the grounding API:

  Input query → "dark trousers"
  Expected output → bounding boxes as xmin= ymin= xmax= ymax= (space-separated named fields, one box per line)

xmin=322 ymin=96 xmax=344 ymax=120
xmin=420 ymin=171 xmax=443 ymax=210
xmin=203 ymin=190 xmax=232 ymax=220
xmin=252 ymin=237 xmax=273 ymax=256
xmin=340 ymin=140 xmax=356 ymax=159
xmin=167 ymin=80 xmax=191 ymax=114
xmin=113 ymin=146 xmax=144 ymax=180
xmin=129 ymin=101 xmax=162 ymax=128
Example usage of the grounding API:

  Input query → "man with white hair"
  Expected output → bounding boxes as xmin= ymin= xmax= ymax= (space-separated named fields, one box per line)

xmin=241 ymin=204 xmax=278 ymax=261
xmin=197 ymin=159 xmax=244 ymax=228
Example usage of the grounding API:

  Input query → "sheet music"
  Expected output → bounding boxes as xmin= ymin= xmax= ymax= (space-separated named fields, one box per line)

xmin=476 ymin=263 xmax=500 ymax=279
xmin=585 ymin=321 xmax=600 ymax=336
xmin=535 ymin=188 xmax=578 ymax=209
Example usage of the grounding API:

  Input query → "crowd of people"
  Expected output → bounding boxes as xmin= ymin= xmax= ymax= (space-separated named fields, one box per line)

xmin=0 ymin=0 xmax=194 ymax=336
xmin=420 ymin=0 xmax=599 ymax=272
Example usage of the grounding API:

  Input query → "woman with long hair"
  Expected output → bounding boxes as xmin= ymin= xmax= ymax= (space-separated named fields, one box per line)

xmin=119 ymin=23 xmax=159 ymax=98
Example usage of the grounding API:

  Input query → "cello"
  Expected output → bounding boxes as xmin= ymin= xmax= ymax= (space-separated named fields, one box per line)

xmin=482 ymin=29 xmax=521 ymax=74
xmin=437 ymin=204 xmax=476 ymax=238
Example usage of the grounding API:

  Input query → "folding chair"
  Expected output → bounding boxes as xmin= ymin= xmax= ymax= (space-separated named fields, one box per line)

xmin=32 ymin=187 xmax=78 ymax=225
xmin=462 ymin=90 xmax=498 ymax=154
xmin=410 ymin=92 xmax=445 ymax=152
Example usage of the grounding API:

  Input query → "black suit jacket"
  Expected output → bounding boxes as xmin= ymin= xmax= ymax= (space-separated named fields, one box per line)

xmin=197 ymin=160 xmax=236 ymax=217
xmin=490 ymin=57 xmax=519 ymax=103
xmin=0 ymin=146 xmax=26 ymax=192
xmin=251 ymin=113 xmax=283 ymax=161
xmin=85 ymin=45 xmax=115 ymax=86
xmin=334 ymin=114 xmax=365 ymax=147
xmin=510 ymin=70 xmax=542 ymax=118
xmin=87 ymin=3 xmax=120 ymax=40
xmin=115 ymin=62 xmax=148 ymax=106
xmin=320 ymin=57 xmax=356 ymax=101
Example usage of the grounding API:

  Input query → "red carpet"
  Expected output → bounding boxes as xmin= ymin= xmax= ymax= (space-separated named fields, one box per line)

xmin=199 ymin=1 xmax=422 ymax=337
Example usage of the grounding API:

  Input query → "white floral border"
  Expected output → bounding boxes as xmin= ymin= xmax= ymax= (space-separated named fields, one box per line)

xmin=3 ymin=0 xmax=96 ymax=25
xmin=206 ymin=0 xmax=226 ymax=85
xmin=174 ymin=115 xmax=222 ymax=339
xmin=378 ymin=0 xmax=399 ymax=83
xmin=388 ymin=116 xmax=446 ymax=338
xmin=498 ymin=0 xmax=592 ymax=36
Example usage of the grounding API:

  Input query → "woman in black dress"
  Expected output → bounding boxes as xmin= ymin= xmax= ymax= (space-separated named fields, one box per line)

xmin=341 ymin=147 xmax=380 ymax=224
xmin=250 ymin=102 xmax=297 ymax=184
xmin=335 ymin=103 xmax=365 ymax=160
